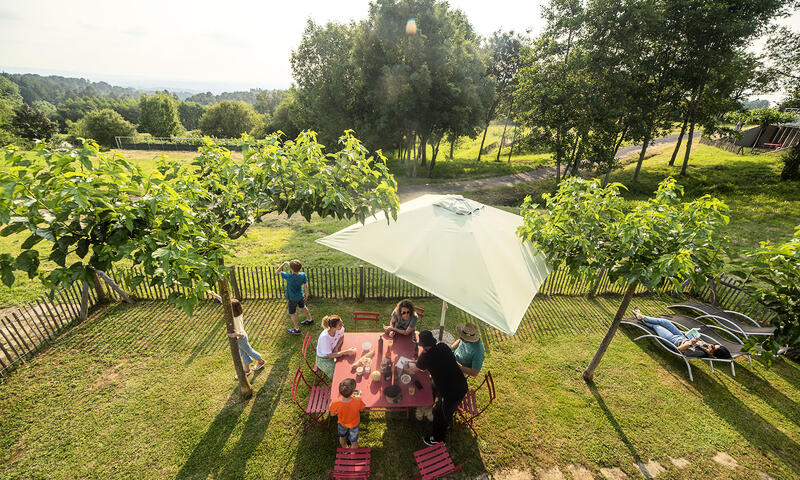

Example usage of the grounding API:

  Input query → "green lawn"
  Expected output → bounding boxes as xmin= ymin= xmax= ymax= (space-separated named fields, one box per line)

xmin=1 ymin=294 xmax=799 ymax=479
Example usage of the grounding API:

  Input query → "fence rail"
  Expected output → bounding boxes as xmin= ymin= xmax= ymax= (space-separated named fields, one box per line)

xmin=0 ymin=282 xmax=99 ymax=378
xmin=114 ymin=136 xmax=246 ymax=151
xmin=0 ymin=264 xmax=777 ymax=379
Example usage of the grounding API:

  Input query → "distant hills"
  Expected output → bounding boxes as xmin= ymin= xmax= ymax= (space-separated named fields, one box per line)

xmin=0 ymin=72 xmax=270 ymax=106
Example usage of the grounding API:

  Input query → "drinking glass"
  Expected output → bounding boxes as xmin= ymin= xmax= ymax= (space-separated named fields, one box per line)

xmin=408 ymin=385 xmax=415 ymax=396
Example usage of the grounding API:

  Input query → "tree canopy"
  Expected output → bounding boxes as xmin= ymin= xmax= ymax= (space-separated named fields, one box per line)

xmin=518 ymin=177 xmax=730 ymax=380
xmin=138 ymin=92 xmax=182 ymax=137
xmin=199 ymin=100 xmax=258 ymax=138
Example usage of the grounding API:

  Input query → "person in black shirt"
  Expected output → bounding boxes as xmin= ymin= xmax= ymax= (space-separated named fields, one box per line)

xmin=408 ymin=330 xmax=468 ymax=446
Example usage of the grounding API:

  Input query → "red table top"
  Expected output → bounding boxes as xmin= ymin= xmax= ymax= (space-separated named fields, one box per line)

xmin=331 ymin=331 xmax=434 ymax=409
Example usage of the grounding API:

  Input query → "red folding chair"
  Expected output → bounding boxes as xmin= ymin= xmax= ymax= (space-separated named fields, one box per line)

xmin=353 ymin=311 xmax=380 ymax=327
xmin=412 ymin=443 xmax=465 ymax=480
xmin=302 ymin=332 xmax=329 ymax=385
xmin=291 ymin=366 xmax=332 ymax=433
xmin=327 ymin=447 xmax=371 ymax=479
xmin=414 ymin=306 xmax=425 ymax=319
xmin=455 ymin=370 xmax=495 ymax=437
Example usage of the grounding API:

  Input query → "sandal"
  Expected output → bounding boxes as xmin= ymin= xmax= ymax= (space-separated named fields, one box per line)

xmin=253 ymin=360 xmax=266 ymax=371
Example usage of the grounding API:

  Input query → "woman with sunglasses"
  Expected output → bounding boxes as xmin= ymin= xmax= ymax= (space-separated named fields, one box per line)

xmin=383 ymin=299 xmax=419 ymax=336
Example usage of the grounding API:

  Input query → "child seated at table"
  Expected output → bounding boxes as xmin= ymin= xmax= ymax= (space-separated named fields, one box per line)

xmin=329 ymin=378 xmax=365 ymax=448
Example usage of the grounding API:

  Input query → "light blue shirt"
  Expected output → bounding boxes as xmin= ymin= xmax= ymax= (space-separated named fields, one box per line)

xmin=453 ymin=339 xmax=485 ymax=371
xmin=281 ymin=272 xmax=307 ymax=301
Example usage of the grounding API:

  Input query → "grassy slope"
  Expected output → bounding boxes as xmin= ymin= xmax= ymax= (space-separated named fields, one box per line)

xmin=1 ymin=295 xmax=799 ymax=479
xmin=468 ymin=142 xmax=800 ymax=267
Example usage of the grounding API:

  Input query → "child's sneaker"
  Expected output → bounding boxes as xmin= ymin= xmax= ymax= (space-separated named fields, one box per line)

xmin=422 ymin=435 xmax=439 ymax=447
xmin=287 ymin=328 xmax=301 ymax=335
xmin=300 ymin=318 xmax=314 ymax=326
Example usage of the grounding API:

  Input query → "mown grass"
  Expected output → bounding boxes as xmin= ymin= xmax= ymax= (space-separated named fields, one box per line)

xmin=1 ymin=294 xmax=799 ymax=479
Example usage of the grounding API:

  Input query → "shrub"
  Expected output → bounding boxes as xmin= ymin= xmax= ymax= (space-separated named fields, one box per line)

xmin=71 ymin=108 xmax=136 ymax=147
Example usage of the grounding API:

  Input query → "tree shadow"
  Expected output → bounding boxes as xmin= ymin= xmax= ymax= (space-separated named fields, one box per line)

xmin=174 ymin=350 xmax=293 ymax=479
xmin=732 ymin=366 xmax=800 ymax=427
xmin=770 ymin=357 xmax=800 ymax=391
xmin=585 ymin=380 xmax=647 ymax=475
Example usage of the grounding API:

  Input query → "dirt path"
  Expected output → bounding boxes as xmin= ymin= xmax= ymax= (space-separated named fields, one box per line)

xmin=398 ymin=132 xmax=696 ymax=200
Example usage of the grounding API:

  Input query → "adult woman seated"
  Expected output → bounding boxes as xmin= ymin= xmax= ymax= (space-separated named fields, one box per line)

xmin=633 ymin=307 xmax=732 ymax=359
xmin=450 ymin=323 xmax=485 ymax=377
xmin=383 ymin=299 xmax=419 ymax=336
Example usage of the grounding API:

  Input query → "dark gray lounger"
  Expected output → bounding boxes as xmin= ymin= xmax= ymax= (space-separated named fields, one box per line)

xmin=667 ymin=301 xmax=775 ymax=338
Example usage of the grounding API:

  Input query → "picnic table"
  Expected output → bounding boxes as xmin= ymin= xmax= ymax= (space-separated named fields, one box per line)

xmin=331 ymin=331 xmax=434 ymax=413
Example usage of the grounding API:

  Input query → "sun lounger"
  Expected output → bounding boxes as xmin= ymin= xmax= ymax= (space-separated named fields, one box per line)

xmin=621 ymin=315 xmax=747 ymax=381
xmin=667 ymin=301 xmax=775 ymax=339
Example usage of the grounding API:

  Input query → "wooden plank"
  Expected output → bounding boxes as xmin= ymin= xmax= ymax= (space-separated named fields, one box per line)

xmin=1 ymin=314 xmax=30 ymax=356
xmin=36 ymin=297 xmax=62 ymax=332
xmin=12 ymin=311 xmax=46 ymax=349
xmin=0 ymin=316 xmax=23 ymax=361
xmin=23 ymin=302 xmax=53 ymax=339
xmin=5 ymin=313 xmax=34 ymax=355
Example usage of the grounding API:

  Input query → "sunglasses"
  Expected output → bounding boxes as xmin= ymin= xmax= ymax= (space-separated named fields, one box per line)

xmin=401 ymin=310 xmax=411 ymax=315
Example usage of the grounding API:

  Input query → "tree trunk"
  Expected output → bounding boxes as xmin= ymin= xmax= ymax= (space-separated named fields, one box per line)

xmin=79 ymin=281 xmax=89 ymax=321
xmin=428 ymin=137 xmax=442 ymax=178
xmin=669 ymin=116 xmax=688 ymax=167
xmin=477 ymin=123 xmax=489 ymax=162
xmin=449 ymin=136 xmax=455 ymax=159
xmin=680 ymin=114 xmax=697 ymax=176
xmin=92 ymin=271 xmax=107 ymax=303
xmin=569 ymin=134 xmax=586 ymax=177
xmin=632 ymin=130 xmax=652 ymax=183
xmin=419 ymin=134 xmax=428 ymax=168
xmin=507 ymin=123 xmax=518 ymax=163
xmin=583 ymin=283 xmax=638 ymax=382
xmin=588 ymin=266 xmax=607 ymax=298
xmin=496 ymin=100 xmax=513 ymax=162
xmin=219 ymin=271 xmax=253 ymax=398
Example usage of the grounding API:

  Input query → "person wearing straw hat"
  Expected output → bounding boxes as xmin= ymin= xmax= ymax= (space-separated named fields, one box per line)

xmin=450 ymin=323 xmax=485 ymax=377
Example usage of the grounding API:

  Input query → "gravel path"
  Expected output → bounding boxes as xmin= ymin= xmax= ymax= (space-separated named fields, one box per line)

xmin=398 ymin=132 xmax=696 ymax=200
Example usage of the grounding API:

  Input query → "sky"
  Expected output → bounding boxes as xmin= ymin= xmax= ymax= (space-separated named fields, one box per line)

xmin=0 ymin=0 xmax=797 ymax=95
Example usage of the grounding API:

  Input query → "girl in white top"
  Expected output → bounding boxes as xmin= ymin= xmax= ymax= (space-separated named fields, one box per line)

xmin=315 ymin=315 xmax=356 ymax=379
xmin=209 ymin=292 xmax=265 ymax=375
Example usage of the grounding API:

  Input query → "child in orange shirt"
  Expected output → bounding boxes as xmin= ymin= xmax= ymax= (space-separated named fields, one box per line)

xmin=329 ymin=378 xmax=365 ymax=448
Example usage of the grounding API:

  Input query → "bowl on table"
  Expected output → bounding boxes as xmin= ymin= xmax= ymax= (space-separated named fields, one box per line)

xmin=400 ymin=374 xmax=411 ymax=385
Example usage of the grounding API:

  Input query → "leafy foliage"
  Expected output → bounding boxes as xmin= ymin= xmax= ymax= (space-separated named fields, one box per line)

xmin=736 ymin=226 xmax=800 ymax=361
xmin=199 ymin=100 xmax=257 ymax=138
xmin=177 ymin=101 xmax=206 ymax=131
xmin=518 ymin=177 xmax=730 ymax=290
xmin=0 ymin=130 xmax=399 ymax=315
xmin=11 ymin=103 xmax=58 ymax=141
xmin=69 ymin=108 xmax=136 ymax=147
xmin=138 ymin=92 xmax=182 ymax=137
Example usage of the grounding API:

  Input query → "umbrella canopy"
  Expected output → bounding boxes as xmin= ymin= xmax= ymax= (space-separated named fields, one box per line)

xmin=316 ymin=194 xmax=550 ymax=335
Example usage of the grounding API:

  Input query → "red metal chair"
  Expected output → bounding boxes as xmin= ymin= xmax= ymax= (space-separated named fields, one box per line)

xmin=302 ymin=332 xmax=329 ymax=385
xmin=455 ymin=370 xmax=495 ymax=437
xmin=414 ymin=306 xmax=425 ymax=319
xmin=290 ymin=366 xmax=332 ymax=433
xmin=353 ymin=311 xmax=380 ymax=327
xmin=327 ymin=447 xmax=371 ymax=479
xmin=412 ymin=443 xmax=465 ymax=480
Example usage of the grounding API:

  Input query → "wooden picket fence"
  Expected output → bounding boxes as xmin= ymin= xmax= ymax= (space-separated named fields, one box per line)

xmin=699 ymin=136 xmax=743 ymax=154
xmin=0 ymin=281 xmax=101 ymax=378
xmin=0 ymin=264 xmax=775 ymax=378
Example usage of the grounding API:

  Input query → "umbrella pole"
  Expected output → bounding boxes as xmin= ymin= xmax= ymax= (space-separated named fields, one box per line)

xmin=438 ymin=300 xmax=447 ymax=341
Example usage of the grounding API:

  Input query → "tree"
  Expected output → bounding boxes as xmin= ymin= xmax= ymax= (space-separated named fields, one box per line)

xmin=0 ymin=130 xmax=399 ymax=397
xmin=735 ymin=226 xmax=800 ymax=362
xmin=11 ymin=103 xmax=58 ymax=141
xmin=199 ymin=100 xmax=257 ymax=138
xmin=0 ymin=76 xmax=24 ymax=145
xmin=476 ymin=31 xmax=524 ymax=162
xmin=139 ymin=92 xmax=182 ymax=137
xmin=71 ymin=108 xmax=136 ymax=147
xmin=766 ymin=25 xmax=800 ymax=94
xmin=178 ymin=101 xmax=206 ymax=131
xmin=518 ymin=177 xmax=730 ymax=381
xmin=780 ymin=147 xmax=800 ymax=181
xmin=254 ymin=90 xmax=287 ymax=115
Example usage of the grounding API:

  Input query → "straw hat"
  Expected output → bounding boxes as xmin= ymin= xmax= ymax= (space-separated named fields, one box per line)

xmin=457 ymin=323 xmax=480 ymax=343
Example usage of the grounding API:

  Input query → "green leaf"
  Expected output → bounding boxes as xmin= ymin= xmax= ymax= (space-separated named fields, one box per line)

xmin=21 ymin=234 xmax=43 ymax=249
xmin=15 ymin=250 xmax=40 ymax=278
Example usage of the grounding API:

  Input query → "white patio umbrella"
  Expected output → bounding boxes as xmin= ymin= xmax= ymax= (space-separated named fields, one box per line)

xmin=316 ymin=194 xmax=550 ymax=337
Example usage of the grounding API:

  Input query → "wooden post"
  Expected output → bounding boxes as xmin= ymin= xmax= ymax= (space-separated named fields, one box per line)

xmin=94 ymin=269 xmax=133 ymax=303
xmin=359 ymin=265 xmax=365 ymax=302
xmin=583 ymin=283 xmax=638 ymax=382
xmin=92 ymin=270 xmax=107 ymax=304
xmin=230 ymin=268 xmax=243 ymax=301
xmin=218 ymin=264 xmax=253 ymax=398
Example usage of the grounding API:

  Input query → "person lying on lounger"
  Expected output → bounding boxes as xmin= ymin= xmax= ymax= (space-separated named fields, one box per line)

xmin=633 ymin=307 xmax=732 ymax=359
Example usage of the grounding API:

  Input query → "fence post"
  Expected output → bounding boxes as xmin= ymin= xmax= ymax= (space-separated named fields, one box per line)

xmin=92 ymin=271 xmax=107 ymax=304
xmin=359 ymin=265 xmax=365 ymax=302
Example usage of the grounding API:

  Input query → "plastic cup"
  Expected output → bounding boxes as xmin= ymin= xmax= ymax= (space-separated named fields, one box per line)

xmin=408 ymin=385 xmax=415 ymax=396
xmin=356 ymin=367 xmax=363 ymax=380
xmin=364 ymin=365 xmax=371 ymax=375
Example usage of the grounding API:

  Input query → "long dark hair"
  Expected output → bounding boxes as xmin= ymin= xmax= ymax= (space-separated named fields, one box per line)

xmin=231 ymin=299 xmax=244 ymax=317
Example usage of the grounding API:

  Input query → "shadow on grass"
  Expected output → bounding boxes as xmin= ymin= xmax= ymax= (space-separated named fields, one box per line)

xmin=771 ymin=358 xmax=800 ymax=391
xmin=585 ymin=380 xmax=645 ymax=473
xmin=175 ymin=350 xmax=293 ymax=480
xmin=619 ymin=325 xmax=800 ymax=473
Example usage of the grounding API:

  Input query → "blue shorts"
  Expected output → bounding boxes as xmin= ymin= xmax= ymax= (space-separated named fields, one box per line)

xmin=288 ymin=299 xmax=305 ymax=314
xmin=337 ymin=423 xmax=360 ymax=443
